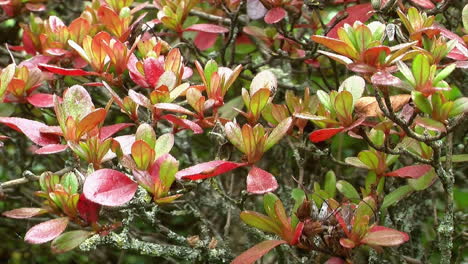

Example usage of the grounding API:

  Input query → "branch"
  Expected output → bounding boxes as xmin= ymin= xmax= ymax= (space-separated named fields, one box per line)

xmin=0 ymin=167 xmax=73 ymax=189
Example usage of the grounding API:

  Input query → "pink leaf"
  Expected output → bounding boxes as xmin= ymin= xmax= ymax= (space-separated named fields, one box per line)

xmin=325 ymin=257 xmax=346 ymax=264
xmin=410 ymin=0 xmax=435 ymax=9
xmin=386 ymin=164 xmax=433 ymax=179
xmin=161 ymin=114 xmax=203 ymax=134
xmin=27 ymin=93 xmax=55 ymax=108
xmin=231 ymin=240 xmax=287 ymax=264
xmin=327 ymin=4 xmax=374 ymax=39
xmin=194 ymin=32 xmax=218 ymax=51
xmin=38 ymin=64 xmax=97 ymax=76
xmin=185 ymin=24 xmax=229 ymax=33
xmin=0 ymin=117 xmax=60 ymax=146
xmin=361 ymin=225 xmax=409 ymax=246
xmin=247 ymin=0 xmax=267 ymax=20
xmin=246 ymin=166 xmax=278 ymax=194
xmin=83 ymin=169 xmax=138 ymax=206
xmin=2 ymin=207 xmax=46 ymax=219
xmin=309 ymin=127 xmax=344 ymax=143
xmin=35 ymin=144 xmax=68 ymax=154
xmin=264 ymin=7 xmax=287 ymax=24
xmin=339 ymin=238 xmax=356 ymax=248
xmin=100 ymin=123 xmax=134 ymax=140
xmin=24 ymin=217 xmax=69 ymax=244
xmin=77 ymin=193 xmax=101 ymax=223
xmin=176 ymin=160 xmax=247 ymax=180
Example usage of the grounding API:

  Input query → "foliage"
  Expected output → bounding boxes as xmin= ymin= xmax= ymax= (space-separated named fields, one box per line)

xmin=0 ymin=0 xmax=467 ymax=263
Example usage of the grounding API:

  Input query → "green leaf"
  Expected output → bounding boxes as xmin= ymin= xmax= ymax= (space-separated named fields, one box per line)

xmin=0 ymin=64 xmax=15 ymax=101
xmin=358 ymin=150 xmax=380 ymax=170
xmin=324 ymin=170 xmax=336 ymax=198
xmin=415 ymin=117 xmax=446 ymax=132
xmin=159 ymin=156 xmax=179 ymax=188
xmin=441 ymin=154 xmax=468 ymax=163
xmin=51 ymin=230 xmax=94 ymax=254
xmin=449 ymin=97 xmax=468 ymax=117
xmin=240 ymin=211 xmax=281 ymax=234
xmin=249 ymin=88 xmax=271 ymax=119
xmin=368 ymin=129 xmax=385 ymax=147
xmin=316 ymin=90 xmax=332 ymax=112
xmin=463 ymin=4 xmax=468 ymax=31
xmin=60 ymin=172 xmax=78 ymax=194
xmin=204 ymin=60 xmax=218 ymax=84
xmin=365 ymin=171 xmax=377 ymax=193
xmin=412 ymin=54 xmax=430 ymax=86
xmin=334 ymin=91 xmax=354 ymax=124
xmin=291 ymin=188 xmax=306 ymax=228
xmin=225 ymin=122 xmax=245 ymax=153
xmin=411 ymin=91 xmax=432 ymax=114
xmin=336 ymin=180 xmax=360 ymax=200
xmin=345 ymin=157 xmax=369 ymax=169
xmin=263 ymin=193 xmax=280 ymax=221
xmin=135 ymin=123 xmax=157 ymax=149
xmin=407 ymin=168 xmax=436 ymax=191
xmin=264 ymin=117 xmax=292 ymax=152
xmin=381 ymin=185 xmax=413 ymax=209
xmin=155 ymin=133 xmax=174 ymax=159
xmin=433 ymin=63 xmax=456 ymax=84
xmin=397 ymin=61 xmax=415 ymax=87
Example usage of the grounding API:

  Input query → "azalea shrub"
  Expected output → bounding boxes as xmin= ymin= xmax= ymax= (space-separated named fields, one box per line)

xmin=0 ymin=1 xmax=467 ymax=263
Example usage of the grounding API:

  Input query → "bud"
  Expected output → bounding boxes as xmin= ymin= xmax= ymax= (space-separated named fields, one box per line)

xmin=296 ymin=200 xmax=312 ymax=221
xmin=302 ymin=220 xmax=324 ymax=237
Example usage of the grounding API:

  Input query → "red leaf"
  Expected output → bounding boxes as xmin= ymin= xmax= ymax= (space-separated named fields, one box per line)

xmin=264 ymin=7 xmax=287 ymax=24
xmin=361 ymin=225 xmax=409 ymax=246
xmin=39 ymin=126 xmax=63 ymax=136
xmin=291 ymin=221 xmax=304 ymax=245
xmin=77 ymin=193 xmax=101 ymax=223
xmin=161 ymin=114 xmax=203 ymax=134
xmin=100 ymin=123 xmax=134 ymax=140
xmin=83 ymin=169 xmax=138 ymax=206
xmin=176 ymin=160 xmax=247 ymax=180
xmin=231 ymin=240 xmax=287 ymax=264
xmin=35 ymin=144 xmax=68 ymax=154
xmin=246 ymin=166 xmax=279 ymax=194
xmin=38 ymin=64 xmax=97 ymax=76
xmin=386 ymin=164 xmax=433 ymax=179
xmin=194 ymin=32 xmax=218 ymax=51
xmin=24 ymin=217 xmax=69 ymax=244
xmin=309 ymin=127 xmax=344 ymax=143
xmin=143 ymin=57 xmax=165 ymax=87
xmin=185 ymin=24 xmax=229 ymax=33
xmin=2 ymin=207 xmax=46 ymax=219
xmin=27 ymin=93 xmax=55 ymax=108
xmin=327 ymin=4 xmax=374 ymax=39
xmin=0 ymin=117 xmax=60 ymax=146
